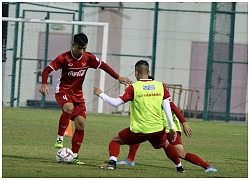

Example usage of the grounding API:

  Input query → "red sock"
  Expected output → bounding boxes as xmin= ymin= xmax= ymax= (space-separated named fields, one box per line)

xmin=184 ymin=152 xmax=211 ymax=169
xmin=109 ymin=140 xmax=120 ymax=157
xmin=58 ymin=111 xmax=71 ymax=136
xmin=164 ymin=144 xmax=180 ymax=165
xmin=71 ymin=129 xmax=84 ymax=153
xmin=127 ymin=144 xmax=140 ymax=161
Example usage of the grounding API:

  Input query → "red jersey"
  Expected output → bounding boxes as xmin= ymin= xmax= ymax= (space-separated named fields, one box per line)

xmin=43 ymin=50 xmax=119 ymax=99
xmin=119 ymin=80 xmax=171 ymax=103
xmin=118 ymin=80 xmax=186 ymax=123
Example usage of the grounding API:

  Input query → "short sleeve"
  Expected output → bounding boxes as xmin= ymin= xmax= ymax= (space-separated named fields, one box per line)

xmin=49 ymin=54 xmax=64 ymax=71
xmin=162 ymin=84 xmax=171 ymax=100
xmin=119 ymin=85 xmax=134 ymax=103
xmin=88 ymin=53 xmax=102 ymax=69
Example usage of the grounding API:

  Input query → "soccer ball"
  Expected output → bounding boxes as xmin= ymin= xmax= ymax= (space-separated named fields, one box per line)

xmin=56 ymin=148 xmax=74 ymax=163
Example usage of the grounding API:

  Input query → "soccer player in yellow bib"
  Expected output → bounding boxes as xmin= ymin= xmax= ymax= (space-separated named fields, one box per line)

xmin=94 ymin=60 xmax=186 ymax=172
xmin=116 ymin=78 xmax=218 ymax=173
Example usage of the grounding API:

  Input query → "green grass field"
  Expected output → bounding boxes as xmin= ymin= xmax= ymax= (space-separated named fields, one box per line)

xmin=2 ymin=107 xmax=248 ymax=178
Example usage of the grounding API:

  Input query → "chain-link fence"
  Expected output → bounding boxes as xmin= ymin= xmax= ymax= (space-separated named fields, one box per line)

xmin=2 ymin=2 xmax=248 ymax=121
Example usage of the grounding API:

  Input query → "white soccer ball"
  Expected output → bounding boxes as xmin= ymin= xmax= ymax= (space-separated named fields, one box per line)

xmin=56 ymin=148 xmax=74 ymax=163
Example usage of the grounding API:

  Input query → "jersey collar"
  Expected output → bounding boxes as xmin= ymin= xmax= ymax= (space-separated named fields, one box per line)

xmin=71 ymin=50 xmax=83 ymax=60
xmin=139 ymin=79 xmax=152 ymax=82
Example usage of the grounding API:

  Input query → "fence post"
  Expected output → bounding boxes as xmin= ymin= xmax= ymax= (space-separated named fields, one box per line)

xmin=225 ymin=3 xmax=236 ymax=122
xmin=151 ymin=2 xmax=159 ymax=78
xmin=203 ymin=2 xmax=217 ymax=120
xmin=10 ymin=2 xmax=20 ymax=107
xmin=40 ymin=12 xmax=50 ymax=109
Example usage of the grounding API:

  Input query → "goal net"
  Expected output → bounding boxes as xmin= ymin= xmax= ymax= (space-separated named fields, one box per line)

xmin=2 ymin=17 xmax=110 ymax=113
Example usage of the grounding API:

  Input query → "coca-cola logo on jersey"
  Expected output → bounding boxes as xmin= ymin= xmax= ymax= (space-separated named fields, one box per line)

xmin=68 ymin=70 xmax=86 ymax=77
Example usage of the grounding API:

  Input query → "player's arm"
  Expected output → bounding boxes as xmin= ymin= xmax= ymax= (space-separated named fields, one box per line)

xmin=93 ymin=87 xmax=124 ymax=107
xmin=170 ymin=102 xmax=192 ymax=137
xmin=39 ymin=54 xmax=62 ymax=96
xmin=162 ymin=98 xmax=176 ymax=142
xmin=94 ymin=85 xmax=133 ymax=106
xmin=162 ymin=84 xmax=177 ymax=141
xmin=39 ymin=66 xmax=53 ymax=96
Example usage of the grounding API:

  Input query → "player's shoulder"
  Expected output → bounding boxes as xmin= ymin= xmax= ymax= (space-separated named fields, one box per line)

xmin=154 ymin=80 xmax=163 ymax=84
xmin=151 ymin=80 xmax=164 ymax=86
xmin=84 ymin=51 xmax=96 ymax=57
xmin=124 ymin=84 xmax=134 ymax=93
xmin=84 ymin=51 xmax=93 ymax=56
xmin=84 ymin=52 xmax=99 ymax=60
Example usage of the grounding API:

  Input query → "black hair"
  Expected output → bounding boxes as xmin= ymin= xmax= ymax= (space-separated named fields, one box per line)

xmin=135 ymin=60 xmax=149 ymax=74
xmin=74 ymin=33 xmax=88 ymax=46
xmin=148 ymin=75 xmax=154 ymax=80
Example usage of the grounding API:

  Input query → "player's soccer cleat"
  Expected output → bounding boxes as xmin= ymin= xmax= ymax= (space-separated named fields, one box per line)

xmin=205 ymin=167 xmax=217 ymax=172
xmin=97 ymin=160 xmax=116 ymax=170
xmin=54 ymin=139 xmax=63 ymax=148
xmin=116 ymin=158 xmax=135 ymax=166
xmin=71 ymin=155 xmax=85 ymax=165
xmin=176 ymin=166 xmax=186 ymax=173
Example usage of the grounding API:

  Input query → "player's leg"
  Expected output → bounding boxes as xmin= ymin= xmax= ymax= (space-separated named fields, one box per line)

xmin=169 ymin=132 xmax=217 ymax=172
xmin=116 ymin=143 xmax=140 ymax=166
xmin=149 ymin=129 xmax=186 ymax=173
xmin=70 ymin=115 xmax=86 ymax=165
xmin=164 ymin=142 xmax=186 ymax=172
xmin=98 ymin=127 xmax=146 ymax=170
xmin=55 ymin=92 xmax=74 ymax=148
xmin=70 ymin=102 xmax=87 ymax=165
xmin=174 ymin=144 xmax=217 ymax=172
xmin=97 ymin=130 xmax=126 ymax=169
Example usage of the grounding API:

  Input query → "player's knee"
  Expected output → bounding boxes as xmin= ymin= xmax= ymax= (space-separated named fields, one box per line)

xmin=164 ymin=140 xmax=170 ymax=148
xmin=75 ymin=122 xmax=85 ymax=130
xmin=112 ymin=135 xmax=124 ymax=145
xmin=74 ymin=117 xmax=85 ymax=130
xmin=63 ymin=103 xmax=74 ymax=113
xmin=177 ymin=149 xmax=186 ymax=158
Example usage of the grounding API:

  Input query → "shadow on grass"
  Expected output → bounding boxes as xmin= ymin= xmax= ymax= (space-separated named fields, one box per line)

xmin=101 ymin=160 xmax=168 ymax=169
xmin=2 ymin=154 xmax=110 ymax=169
xmin=3 ymin=154 xmax=52 ymax=162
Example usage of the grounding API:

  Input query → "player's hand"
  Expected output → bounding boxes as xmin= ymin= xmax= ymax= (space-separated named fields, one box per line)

xmin=39 ymin=84 xmax=49 ymax=96
xmin=93 ymin=87 xmax=103 ymax=96
xmin=169 ymin=129 xmax=177 ymax=142
xmin=182 ymin=122 xmax=192 ymax=138
xmin=118 ymin=76 xmax=133 ymax=85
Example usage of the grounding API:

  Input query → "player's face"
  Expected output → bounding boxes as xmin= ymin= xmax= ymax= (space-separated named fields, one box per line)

xmin=72 ymin=43 xmax=87 ymax=58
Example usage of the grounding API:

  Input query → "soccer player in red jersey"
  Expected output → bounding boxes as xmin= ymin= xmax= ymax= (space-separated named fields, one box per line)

xmin=39 ymin=33 xmax=132 ymax=164
xmin=116 ymin=76 xmax=217 ymax=173
xmin=94 ymin=60 xmax=186 ymax=172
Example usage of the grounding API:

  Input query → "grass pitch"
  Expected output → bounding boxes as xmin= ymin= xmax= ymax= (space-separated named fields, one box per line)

xmin=2 ymin=107 xmax=248 ymax=178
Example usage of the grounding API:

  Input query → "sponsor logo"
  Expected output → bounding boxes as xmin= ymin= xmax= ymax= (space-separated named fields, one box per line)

xmin=68 ymin=70 xmax=86 ymax=77
xmin=143 ymin=85 xmax=155 ymax=90
xmin=137 ymin=93 xmax=161 ymax=98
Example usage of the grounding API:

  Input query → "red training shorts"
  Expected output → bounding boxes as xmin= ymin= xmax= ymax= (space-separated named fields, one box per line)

xmin=118 ymin=127 xmax=167 ymax=149
xmin=166 ymin=131 xmax=182 ymax=146
xmin=55 ymin=91 xmax=86 ymax=119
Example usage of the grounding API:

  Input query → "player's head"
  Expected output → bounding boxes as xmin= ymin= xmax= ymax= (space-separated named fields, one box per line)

xmin=135 ymin=60 xmax=150 ymax=80
xmin=72 ymin=33 xmax=88 ymax=58
xmin=74 ymin=33 xmax=88 ymax=46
